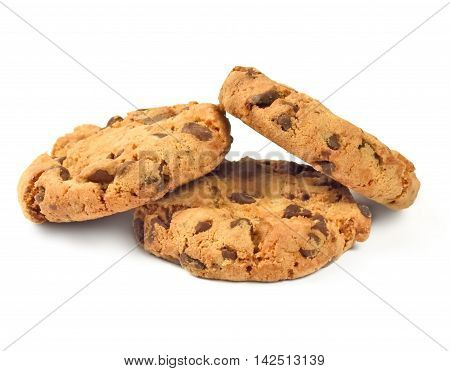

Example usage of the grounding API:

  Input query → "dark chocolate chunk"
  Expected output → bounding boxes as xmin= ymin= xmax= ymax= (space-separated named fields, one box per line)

xmin=142 ymin=112 xmax=175 ymax=125
xmin=358 ymin=140 xmax=381 ymax=163
xmin=308 ymin=232 xmax=321 ymax=245
xmin=195 ymin=221 xmax=212 ymax=234
xmin=106 ymin=115 xmax=123 ymax=127
xmin=283 ymin=204 xmax=312 ymax=219
xmin=311 ymin=214 xmax=329 ymax=236
xmin=284 ymin=193 xmax=296 ymax=200
xmin=34 ymin=187 xmax=45 ymax=203
xmin=300 ymin=248 xmax=318 ymax=258
xmin=116 ymin=161 xmax=134 ymax=177
xmin=277 ymin=114 xmax=292 ymax=131
xmin=229 ymin=192 xmax=256 ymax=204
xmin=230 ymin=218 xmax=252 ymax=228
xmin=59 ymin=166 xmax=70 ymax=181
xmin=180 ymin=253 xmax=206 ymax=270
xmin=248 ymin=89 xmax=280 ymax=108
xmin=221 ymin=247 xmax=238 ymax=260
xmin=301 ymin=193 xmax=310 ymax=201
xmin=87 ymin=169 xmax=114 ymax=184
xmin=134 ymin=218 xmax=144 ymax=244
xmin=272 ymin=161 xmax=308 ymax=175
xmin=182 ymin=122 xmax=213 ymax=141
xmin=326 ymin=134 xmax=340 ymax=150
xmin=147 ymin=216 xmax=169 ymax=243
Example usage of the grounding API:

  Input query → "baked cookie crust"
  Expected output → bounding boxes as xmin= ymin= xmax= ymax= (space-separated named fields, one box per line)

xmin=134 ymin=158 xmax=371 ymax=282
xmin=219 ymin=67 xmax=419 ymax=209
xmin=18 ymin=102 xmax=231 ymax=223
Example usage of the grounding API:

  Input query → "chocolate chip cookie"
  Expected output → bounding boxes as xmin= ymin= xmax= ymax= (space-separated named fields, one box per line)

xmin=219 ymin=67 xmax=420 ymax=210
xmin=134 ymin=158 xmax=371 ymax=282
xmin=18 ymin=102 xmax=232 ymax=223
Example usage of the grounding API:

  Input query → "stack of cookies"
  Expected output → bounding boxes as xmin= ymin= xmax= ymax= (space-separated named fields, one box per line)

xmin=18 ymin=67 xmax=420 ymax=282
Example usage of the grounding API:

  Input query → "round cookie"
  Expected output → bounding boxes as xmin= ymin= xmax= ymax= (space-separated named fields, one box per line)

xmin=219 ymin=67 xmax=420 ymax=210
xmin=134 ymin=158 xmax=371 ymax=282
xmin=18 ymin=102 xmax=231 ymax=223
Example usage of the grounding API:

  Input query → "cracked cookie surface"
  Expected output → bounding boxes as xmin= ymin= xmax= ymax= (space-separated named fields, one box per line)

xmin=18 ymin=102 xmax=231 ymax=223
xmin=219 ymin=67 xmax=420 ymax=209
xmin=134 ymin=158 xmax=371 ymax=282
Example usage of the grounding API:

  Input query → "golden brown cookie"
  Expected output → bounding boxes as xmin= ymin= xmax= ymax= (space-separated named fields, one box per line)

xmin=18 ymin=102 xmax=231 ymax=222
xmin=219 ymin=67 xmax=420 ymax=209
xmin=134 ymin=158 xmax=371 ymax=282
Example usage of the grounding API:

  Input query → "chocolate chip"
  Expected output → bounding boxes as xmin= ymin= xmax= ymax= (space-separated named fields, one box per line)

xmin=180 ymin=253 xmax=206 ymax=270
xmin=134 ymin=218 xmax=144 ymax=244
xmin=277 ymin=114 xmax=292 ymax=131
xmin=34 ymin=187 xmax=45 ymax=203
xmin=182 ymin=122 xmax=213 ymax=141
xmin=116 ymin=161 xmax=134 ymax=177
xmin=59 ymin=166 xmax=70 ymax=181
xmin=357 ymin=204 xmax=372 ymax=218
xmin=358 ymin=141 xmax=381 ymax=163
xmin=308 ymin=232 xmax=320 ymax=245
xmin=283 ymin=204 xmax=312 ymax=219
xmin=272 ymin=161 xmax=308 ymax=175
xmin=374 ymin=152 xmax=382 ymax=163
xmin=221 ymin=247 xmax=238 ymax=260
xmin=195 ymin=221 xmax=212 ymax=234
xmin=326 ymin=134 xmax=340 ymax=150
xmin=142 ymin=112 xmax=174 ymax=125
xmin=87 ymin=169 xmax=114 ymax=184
xmin=147 ymin=216 xmax=169 ymax=243
xmin=282 ymin=100 xmax=300 ymax=112
xmin=107 ymin=149 xmax=124 ymax=160
xmin=247 ymin=89 xmax=280 ymax=108
xmin=230 ymin=218 xmax=252 ymax=228
xmin=114 ymin=149 xmax=124 ymax=158
xmin=55 ymin=156 xmax=66 ymax=164
xmin=106 ymin=115 xmax=123 ymax=127
xmin=229 ymin=192 xmax=256 ymax=204
xmin=315 ymin=161 xmax=335 ymax=175
xmin=311 ymin=214 xmax=329 ymax=236
xmin=301 ymin=193 xmax=310 ymax=201
xmin=358 ymin=140 xmax=368 ymax=150
xmin=151 ymin=216 xmax=169 ymax=229
xmin=153 ymin=133 xmax=168 ymax=138
xmin=300 ymin=248 xmax=318 ymax=258
xmin=284 ymin=193 xmax=296 ymax=200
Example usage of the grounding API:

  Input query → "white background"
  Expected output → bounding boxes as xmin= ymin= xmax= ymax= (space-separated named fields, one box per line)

xmin=0 ymin=0 xmax=449 ymax=369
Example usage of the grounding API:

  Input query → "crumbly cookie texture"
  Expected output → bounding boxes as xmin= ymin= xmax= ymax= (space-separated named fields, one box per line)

xmin=134 ymin=158 xmax=371 ymax=282
xmin=219 ymin=67 xmax=420 ymax=210
xmin=18 ymin=102 xmax=232 ymax=223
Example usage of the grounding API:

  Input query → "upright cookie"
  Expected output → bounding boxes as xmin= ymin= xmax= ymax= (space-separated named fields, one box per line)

xmin=219 ymin=67 xmax=419 ymax=209
xmin=134 ymin=158 xmax=371 ymax=282
xmin=18 ymin=102 xmax=231 ymax=223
